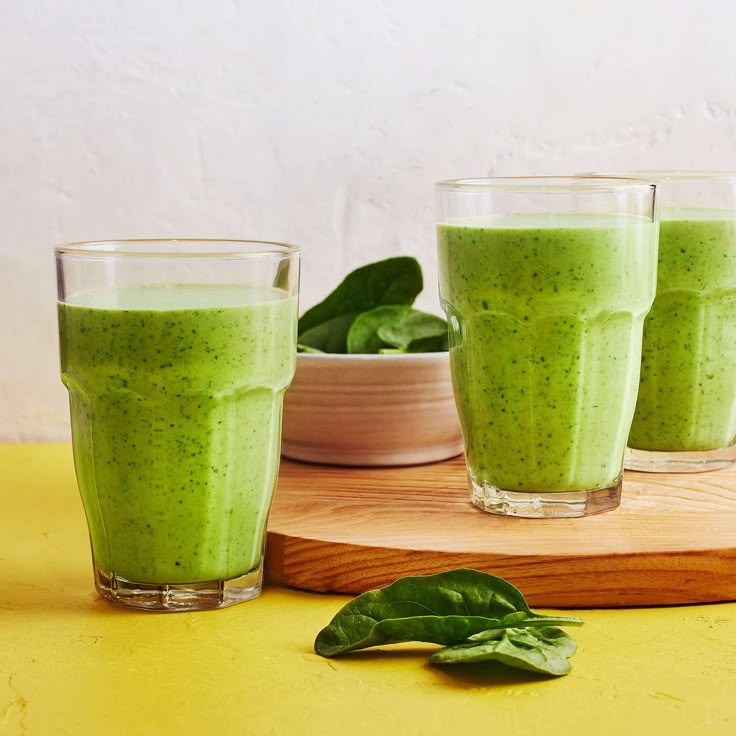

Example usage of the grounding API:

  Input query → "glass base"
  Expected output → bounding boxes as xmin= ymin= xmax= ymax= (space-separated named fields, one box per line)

xmin=94 ymin=563 xmax=263 ymax=612
xmin=625 ymin=443 xmax=736 ymax=473
xmin=469 ymin=475 xmax=622 ymax=518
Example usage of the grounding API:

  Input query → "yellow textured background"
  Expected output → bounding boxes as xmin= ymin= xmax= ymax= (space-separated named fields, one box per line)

xmin=2 ymin=444 xmax=735 ymax=735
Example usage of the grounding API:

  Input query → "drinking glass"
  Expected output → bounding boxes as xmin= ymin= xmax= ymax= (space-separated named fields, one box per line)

xmin=56 ymin=240 xmax=299 ymax=610
xmin=591 ymin=173 xmax=736 ymax=473
xmin=436 ymin=178 xmax=658 ymax=517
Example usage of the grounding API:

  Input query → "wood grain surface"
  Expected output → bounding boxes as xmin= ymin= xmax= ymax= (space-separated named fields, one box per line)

xmin=265 ymin=457 xmax=736 ymax=607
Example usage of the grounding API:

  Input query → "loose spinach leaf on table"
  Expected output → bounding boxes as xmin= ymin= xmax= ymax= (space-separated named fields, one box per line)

xmin=298 ymin=257 xmax=423 ymax=336
xmin=314 ymin=568 xmax=582 ymax=658
xmin=430 ymin=626 xmax=577 ymax=676
xmin=346 ymin=306 xmax=448 ymax=354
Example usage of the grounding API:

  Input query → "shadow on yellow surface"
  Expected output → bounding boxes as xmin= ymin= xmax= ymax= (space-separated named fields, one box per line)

xmin=333 ymin=647 xmax=551 ymax=687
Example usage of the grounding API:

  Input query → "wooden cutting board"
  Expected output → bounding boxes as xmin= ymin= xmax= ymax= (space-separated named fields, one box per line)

xmin=265 ymin=457 xmax=736 ymax=607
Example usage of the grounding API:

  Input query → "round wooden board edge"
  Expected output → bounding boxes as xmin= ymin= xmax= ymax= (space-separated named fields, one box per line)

xmin=265 ymin=530 xmax=736 ymax=607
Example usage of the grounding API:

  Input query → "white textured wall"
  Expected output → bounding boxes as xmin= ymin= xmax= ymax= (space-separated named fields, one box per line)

xmin=3 ymin=0 xmax=736 ymax=440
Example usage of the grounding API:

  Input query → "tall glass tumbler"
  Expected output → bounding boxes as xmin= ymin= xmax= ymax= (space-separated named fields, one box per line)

xmin=56 ymin=240 xmax=300 ymax=611
xmin=593 ymin=173 xmax=736 ymax=473
xmin=436 ymin=178 xmax=658 ymax=518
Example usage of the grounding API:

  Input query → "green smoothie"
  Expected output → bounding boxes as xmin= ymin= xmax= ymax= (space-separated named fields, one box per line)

xmin=59 ymin=285 xmax=296 ymax=584
xmin=438 ymin=217 xmax=657 ymax=492
xmin=628 ymin=213 xmax=736 ymax=451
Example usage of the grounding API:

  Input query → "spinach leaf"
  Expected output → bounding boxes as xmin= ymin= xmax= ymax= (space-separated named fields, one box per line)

xmin=345 ymin=306 xmax=395 ymax=353
xmin=297 ymin=313 xmax=359 ymax=354
xmin=298 ymin=257 xmax=423 ymax=336
xmin=346 ymin=306 xmax=448 ymax=354
xmin=377 ymin=311 xmax=448 ymax=351
xmin=377 ymin=333 xmax=448 ymax=354
xmin=405 ymin=334 xmax=449 ymax=353
xmin=430 ymin=626 xmax=576 ymax=676
xmin=314 ymin=569 xmax=582 ymax=657
xmin=296 ymin=344 xmax=324 ymax=354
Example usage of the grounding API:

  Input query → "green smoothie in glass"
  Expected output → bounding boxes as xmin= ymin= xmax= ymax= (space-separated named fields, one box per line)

xmin=439 ymin=217 xmax=657 ymax=495
xmin=627 ymin=212 xmax=736 ymax=462
xmin=56 ymin=240 xmax=299 ymax=611
xmin=60 ymin=285 xmax=295 ymax=585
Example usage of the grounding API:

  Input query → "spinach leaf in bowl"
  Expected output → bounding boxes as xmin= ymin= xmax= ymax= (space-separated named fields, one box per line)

xmin=298 ymin=256 xmax=423 ymax=347
xmin=347 ymin=306 xmax=449 ymax=354
xmin=297 ymin=313 xmax=358 ymax=354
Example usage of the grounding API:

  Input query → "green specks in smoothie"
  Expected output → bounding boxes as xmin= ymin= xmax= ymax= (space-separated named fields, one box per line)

xmin=629 ymin=216 xmax=736 ymax=451
xmin=59 ymin=284 xmax=297 ymax=585
xmin=437 ymin=218 xmax=657 ymax=492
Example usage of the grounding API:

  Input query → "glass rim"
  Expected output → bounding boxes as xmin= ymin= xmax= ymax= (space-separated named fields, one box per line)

xmin=435 ymin=176 xmax=657 ymax=194
xmin=54 ymin=238 xmax=301 ymax=259
xmin=587 ymin=170 xmax=736 ymax=184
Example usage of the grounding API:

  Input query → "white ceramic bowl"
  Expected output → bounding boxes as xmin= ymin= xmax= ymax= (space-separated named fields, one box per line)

xmin=281 ymin=352 xmax=464 ymax=466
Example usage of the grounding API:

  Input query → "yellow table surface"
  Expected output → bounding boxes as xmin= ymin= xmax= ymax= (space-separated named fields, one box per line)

xmin=2 ymin=444 xmax=736 ymax=736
